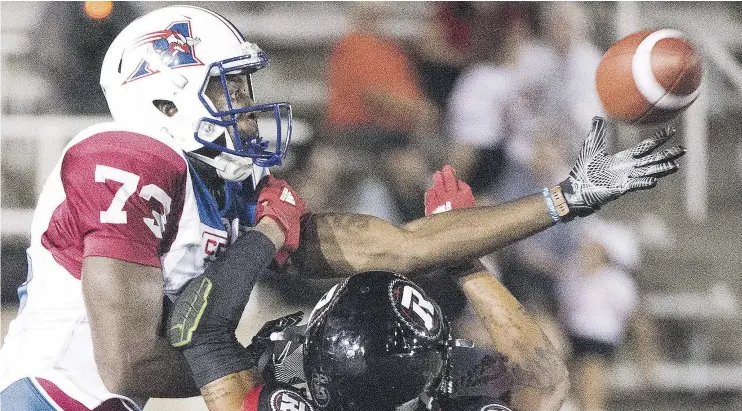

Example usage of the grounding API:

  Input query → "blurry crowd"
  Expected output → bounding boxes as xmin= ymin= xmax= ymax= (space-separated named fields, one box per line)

xmin=2 ymin=2 xmax=662 ymax=410
xmin=295 ymin=5 xmax=660 ymax=409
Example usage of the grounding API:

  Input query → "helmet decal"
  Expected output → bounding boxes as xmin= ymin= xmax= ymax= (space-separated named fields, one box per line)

xmin=309 ymin=372 xmax=331 ymax=408
xmin=270 ymin=389 xmax=315 ymax=411
xmin=125 ymin=20 xmax=203 ymax=83
xmin=307 ymin=281 xmax=346 ymax=329
xmin=389 ymin=278 xmax=443 ymax=340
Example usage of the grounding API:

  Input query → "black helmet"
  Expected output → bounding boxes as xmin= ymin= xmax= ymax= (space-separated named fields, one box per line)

xmin=304 ymin=271 xmax=450 ymax=411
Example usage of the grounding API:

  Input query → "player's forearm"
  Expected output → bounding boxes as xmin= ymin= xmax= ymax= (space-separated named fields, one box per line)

xmin=400 ymin=193 xmax=553 ymax=255
xmin=295 ymin=193 xmax=554 ymax=277
xmin=199 ymin=370 xmax=257 ymax=411
xmin=92 ymin=320 xmax=199 ymax=398
xmin=83 ymin=257 xmax=200 ymax=398
xmin=167 ymin=230 xmax=278 ymax=388
xmin=106 ymin=339 xmax=201 ymax=398
xmin=457 ymin=270 xmax=568 ymax=411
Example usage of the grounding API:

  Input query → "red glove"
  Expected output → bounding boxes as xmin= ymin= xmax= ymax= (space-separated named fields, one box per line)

xmin=424 ymin=165 xmax=475 ymax=216
xmin=256 ymin=175 xmax=306 ymax=253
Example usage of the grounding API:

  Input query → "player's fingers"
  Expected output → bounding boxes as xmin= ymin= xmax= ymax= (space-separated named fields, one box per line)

xmin=441 ymin=165 xmax=458 ymax=190
xmin=630 ymin=160 xmax=679 ymax=178
xmin=635 ymin=145 xmax=686 ymax=167
xmin=461 ymin=181 xmax=473 ymax=196
xmin=425 ymin=173 xmax=441 ymax=200
xmin=441 ymin=164 xmax=456 ymax=175
xmin=258 ymin=183 xmax=281 ymax=197
xmin=461 ymin=184 xmax=474 ymax=205
xmin=261 ymin=175 xmax=287 ymax=192
xmin=432 ymin=170 xmax=444 ymax=188
xmin=630 ymin=125 xmax=676 ymax=157
xmin=580 ymin=116 xmax=608 ymax=156
xmin=627 ymin=177 xmax=658 ymax=191
xmin=267 ymin=180 xmax=291 ymax=197
xmin=295 ymin=195 xmax=307 ymax=211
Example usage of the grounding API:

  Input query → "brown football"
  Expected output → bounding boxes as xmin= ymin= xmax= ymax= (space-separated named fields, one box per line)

xmin=596 ymin=29 xmax=702 ymax=124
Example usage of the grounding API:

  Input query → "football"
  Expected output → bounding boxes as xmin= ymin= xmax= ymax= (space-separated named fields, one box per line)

xmin=595 ymin=28 xmax=702 ymax=124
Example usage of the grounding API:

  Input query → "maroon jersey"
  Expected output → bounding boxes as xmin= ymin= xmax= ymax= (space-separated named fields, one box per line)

xmin=1 ymin=122 xmax=252 ymax=409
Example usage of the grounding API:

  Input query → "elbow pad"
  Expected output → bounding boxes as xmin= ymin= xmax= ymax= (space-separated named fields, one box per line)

xmin=167 ymin=229 xmax=277 ymax=387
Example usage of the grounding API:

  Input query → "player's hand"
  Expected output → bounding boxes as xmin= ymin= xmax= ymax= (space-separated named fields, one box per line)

xmin=559 ymin=116 xmax=686 ymax=218
xmin=425 ymin=165 xmax=475 ymax=216
xmin=256 ymin=175 xmax=306 ymax=252
xmin=244 ymin=311 xmax=304 ymax=367
xmin=424 ymin=167 xmax=487 ymax=280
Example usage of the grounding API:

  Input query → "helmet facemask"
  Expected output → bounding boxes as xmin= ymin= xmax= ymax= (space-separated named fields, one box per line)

xmin=187 ymin=52 xmax=292 ymax=183
xmin=194 ymin=53 xmax=292 ymax=169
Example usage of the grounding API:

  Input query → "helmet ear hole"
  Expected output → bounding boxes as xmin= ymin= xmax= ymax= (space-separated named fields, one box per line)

xmin=153 ymin=100 xmax=178 ymax=117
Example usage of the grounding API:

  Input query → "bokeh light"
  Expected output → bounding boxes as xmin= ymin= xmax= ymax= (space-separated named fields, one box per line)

xmin=84 ymin=1 xmax=113 ymax=20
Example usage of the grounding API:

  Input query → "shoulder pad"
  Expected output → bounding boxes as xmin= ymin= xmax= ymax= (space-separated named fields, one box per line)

xmin=68 ymin=121 xmax=186 ymax=159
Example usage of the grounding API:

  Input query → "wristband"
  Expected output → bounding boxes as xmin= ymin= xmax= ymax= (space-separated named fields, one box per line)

xmin=549 ymin=185 xmax=570 ymax=218
xmin=541 ymin=188 xmax=560 ymax=224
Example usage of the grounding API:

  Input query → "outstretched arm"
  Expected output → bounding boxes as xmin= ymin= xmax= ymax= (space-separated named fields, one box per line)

xmin=457 ymin=266 xmax=569 ymax=411
xmin=293 ymin=117 xmax=684 ymax=278
xmin=294 ymin=194 xmax=552 ymax=277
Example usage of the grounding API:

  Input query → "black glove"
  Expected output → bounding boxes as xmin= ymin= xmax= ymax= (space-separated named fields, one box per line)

xmin=559 ymin=116 xmax=686 ymax=219
xmin=244 ymin=311 xmax=304 ymax=368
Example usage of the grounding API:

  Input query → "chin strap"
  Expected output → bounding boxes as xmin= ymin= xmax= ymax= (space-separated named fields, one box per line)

xmin=187 ymin=151 xmax=254 ymax=182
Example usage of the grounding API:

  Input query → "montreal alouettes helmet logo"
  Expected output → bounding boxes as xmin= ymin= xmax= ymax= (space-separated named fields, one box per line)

xmin=125 ymin=20 xmax=203 ymax=83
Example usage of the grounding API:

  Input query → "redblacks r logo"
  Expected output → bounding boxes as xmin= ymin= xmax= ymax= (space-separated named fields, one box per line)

xmin=270 ymin=389 xmax=314 ymax=411
xmin=390 ymin=279 xmax=442 ymax=339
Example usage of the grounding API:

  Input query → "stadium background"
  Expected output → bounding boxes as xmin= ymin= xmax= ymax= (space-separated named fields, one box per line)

xmin=1 ymin=2 xmax=741 ymax=410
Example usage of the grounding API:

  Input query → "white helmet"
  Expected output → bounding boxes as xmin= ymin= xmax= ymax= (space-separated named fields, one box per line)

xmin=100 ymin=5 xmax=292 ymax=181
